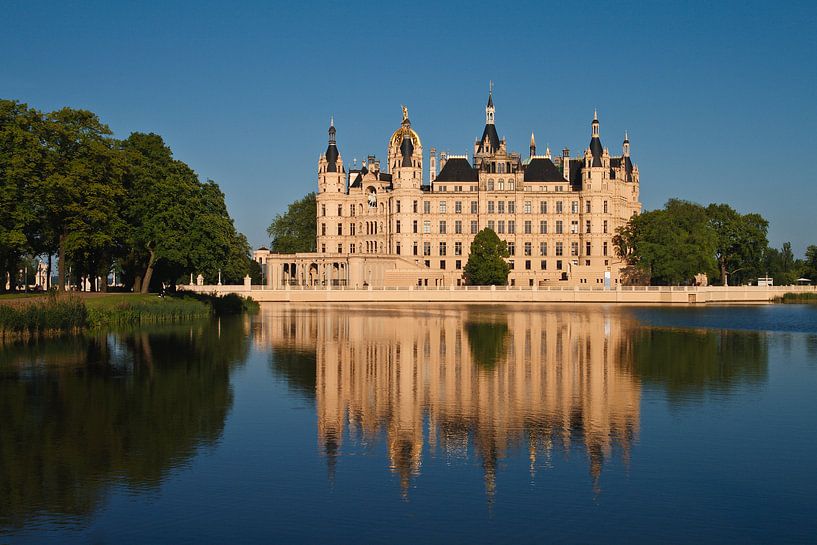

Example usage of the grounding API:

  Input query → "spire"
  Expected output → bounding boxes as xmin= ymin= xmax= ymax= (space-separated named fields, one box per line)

xmin=529 ymin=131 xmax=536 ymax=157
xmin=485 ymin=82 xmax=495 ymax=125
xmin=545 ymin=145 xmax=551 ymax=159
xmin=325 ymin=117 xmax=339 ymax=172
xmin=589 ymin=110 xmax=602 ymax=167
xmin=623 ymin=131 xmax=630 ymax=157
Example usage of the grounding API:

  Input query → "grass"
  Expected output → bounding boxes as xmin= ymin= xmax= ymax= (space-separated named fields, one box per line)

xmin=776 ymin=292 xmax=817 ymax=303
xmin=0 ymin=292 xmax=258 ymax=336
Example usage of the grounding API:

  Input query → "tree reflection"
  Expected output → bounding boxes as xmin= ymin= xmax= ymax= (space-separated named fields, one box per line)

xmin=464 ymin=318 xmax=509 ymax=369
xmin=0 ymin=318 xmax=248 ymax=530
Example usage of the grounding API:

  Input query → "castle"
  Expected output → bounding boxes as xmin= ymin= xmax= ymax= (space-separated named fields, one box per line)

xmin=256 ymin=88 xmax=641 ymax=288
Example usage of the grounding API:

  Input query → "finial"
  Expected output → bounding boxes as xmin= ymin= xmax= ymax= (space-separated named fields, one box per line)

xmin=624 ymin=130 xmax=629 ymax=142
xmin=530 ymin=131 xmax=535 ymax=146
xmin=330 ymin=114 xmax=334 ymax=127
xmin=490 ymin=80 xmax=493 ymax=94
xmin=594 ymin=108 xmax=598 ymax=122
xmin=545 ymin=145 xmax=551 ymax=158
xmin=401 ymin=104 xmax=408 ymax=122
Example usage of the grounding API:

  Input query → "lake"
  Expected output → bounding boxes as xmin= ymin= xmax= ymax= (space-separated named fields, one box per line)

xmin=1 ymin=304 xmax=816 ymax=544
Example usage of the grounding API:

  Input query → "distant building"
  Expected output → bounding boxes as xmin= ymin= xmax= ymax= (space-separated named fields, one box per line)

xmin=256 ymin=87 xmax=642 ymax=287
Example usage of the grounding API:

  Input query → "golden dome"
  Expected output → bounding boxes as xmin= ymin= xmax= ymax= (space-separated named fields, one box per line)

xmin=389 ymin=106 xmax=422 ymax=150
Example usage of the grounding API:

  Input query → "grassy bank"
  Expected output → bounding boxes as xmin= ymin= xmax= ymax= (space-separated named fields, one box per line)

xmin=0 ymin=292 xmax=257 ymax=337
xmin=775 ymin=292 xmax=817 ymax=303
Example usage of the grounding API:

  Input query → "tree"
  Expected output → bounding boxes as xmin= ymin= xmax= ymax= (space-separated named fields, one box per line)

xmin=805 ymin=245 xmax=817 ymax=282
xmin=614 ymin=200 xmax=716 ymax=285
xmin=706 ymin=203 xmax=768 ymax=285
xmin=266 ymin=193 xmax=316 ymax=253
xmin=463 ymin=228 xmax=510 ymax=285
xmin=0 ymin=100 xmax=44 ymax=292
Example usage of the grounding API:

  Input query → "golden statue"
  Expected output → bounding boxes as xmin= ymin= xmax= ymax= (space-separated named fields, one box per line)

xmin=401 ymin=104 xmax=409 ymax=122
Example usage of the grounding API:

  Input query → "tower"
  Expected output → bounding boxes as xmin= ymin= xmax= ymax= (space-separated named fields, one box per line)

xmin=388 ymin=105 xmax=423 ymax=190
xmin=318 ymin=117 xmax=344 ymax=194
xmin=429 ymin=147 xmax=437 ymax=184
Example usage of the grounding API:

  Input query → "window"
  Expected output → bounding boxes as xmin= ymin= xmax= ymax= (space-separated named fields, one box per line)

xmin=540 ymin=220 xmax=548 ymax=234
xmin=540 ymin=242 xmax=547 ymax=256
xmin=471 ymin=220 xmax=478 ymax=234
xmin=488 ymin=220 xmax=495 ymax=231
xmin=321 ymin=243 xmax=326 ymax=253
xmin=585 ymin=220 xmax=591 ymax=234
xmin=555 ymin=242 xmax=564 ymax=256
xmin=498 ymin=201 xmax=505 ymax=214
xmin=524 ymin=201 xmax=532 ymax=213
xmin=321 ymin=204 xmax=326 ymax=216
xmin=603 ymin=220 xmax=608 ymax=234
xmin=425 ymin=260 xmax=430 ymax=268
xmin=540 ymin=201 xmax=548 ymax=214
xmin=524 ymin=220 xmax=532 ymax=234
xmin=524 ymin=242 xmax=532 ymax=256
xmin=423 ymin=220 xmax=431 ymax=234
xmin=571 ymin=242 xmax=579 ymax=256
xmin=350 ymin=223 xmax=356 ymax=236
xmin=455 ymin=201 xmax=462 ymax=213
xmin=471 ymin=201 xmax=478 ymax=214
xmin=508 ymin=181 xmax=515 ymax=191
xmin=423 ymin=242 xmax=431 ymax=256
xmin=439 ymin=220 xmax=447 ymax=234
xmin=525 ymin=260 xmax=531 ymax=270
xmin=396 ymin=220 xmax=401 ymax=233
xmin=455 ymin=241 xmax=462 ymax=255
xmin=570 ymin=220 xmax=579 ymax=234
xmin=586 ymin=241 xmax=592 ymax=255
xmin=508 ymin=242 xmax=515 ymax=255
xmin=497 ymin=220 xmax=505 ymax=234
xmin=556 ymin=201 xmax=563 ymax=213
xmin=455 ymin=220 xmax=462 ymax=234
xmin=423 ymin=201 xmax=431 ymax=214
xmin=350 ymin=243 xmax=356 ymax=254
xmin=585 ymin=201 xmax=591 ymax=213
xmin=556 ymin=259 xmax=563 ymax=270
xmin=338 ymin=243 xmax=342 ymax=253
xmin=488 ymin=201 xmax=495 ymax=213
xmin=540 ymin=260 xmax=547 ymax=270
xmin=487 ymin=180 xmax=494 ymax=191
xmin=413 ymin=241 xmax=418 ymax=255
xmin=440 ymin=260 xmax=446 ymax=269
xmin=439 ymin=242 xmax=447 ymax=256
xmin=338 ymin=204 xmax=343 ymax=216
xmin=555 ymin=220 xmax=563 ymax=234
xmin=396 ymin=242 xmax=401 ymax=255
xmin=455 ymin=260 xmax=462 ymax=270
xmin=337 ymin=223 xmax=343 ymax=235
xmin=321 ymin=223 xmax=326 ymax=236
xmin=603 ymin=200 xmax=608 ymax=214
xmin=396 ymin=200 xmax=401 ymax=213
xmin=413 ymin=200 xmax=418 ymax=213
xmin=571 ymin=201 xmax=579 ymax=214
xmin=508 ymin=220 xmax=515 ymax=234
xmin=350 ymin=204 xmax=355 ymax=216
xmin=508 ymin=260 xmax=514 ymax=269
xmin=439 ymin=201 xmax=447 ymax=213
xmin=603 ymin=242 xmax=608 ymax=256
xmin=508 ymin=201 xmax=515 ymax=213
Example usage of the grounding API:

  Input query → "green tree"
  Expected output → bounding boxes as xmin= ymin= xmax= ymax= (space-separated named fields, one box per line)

xmin=615 ymin=199 xmax=716 ymax=285
xmin=0 ymin=100 xmax=44 ymax=291
xmin=804 ymin=245 xmax=817 ymax=282
xmin=266 ymin=193 xmax=316 ymax=253
xmin=706 ymin=203 xmax=769 ymax=285
xmin=464 ymin=228 xmax=510 ymax=285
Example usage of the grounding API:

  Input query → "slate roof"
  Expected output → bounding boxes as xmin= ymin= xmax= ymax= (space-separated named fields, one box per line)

xmin=400 ymin=135 xmax=414 ymax=167
xmin=435 ymin=157 xmax=479 ymax=182
xmin=325 ymin=143 xmax=339 ymax=172
xmin=589 ymin=136 xmax=603 ymax=167
xmin=524 ymin=157 xmax=567 ymax=182
xmin=477 ymin=123 xmax=500 ymax=153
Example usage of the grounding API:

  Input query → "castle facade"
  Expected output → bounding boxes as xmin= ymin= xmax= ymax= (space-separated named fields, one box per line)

xmin=257 ymin=89 xmax=641 ymax=288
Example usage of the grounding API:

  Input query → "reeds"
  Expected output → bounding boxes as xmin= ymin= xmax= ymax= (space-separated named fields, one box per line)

xmin=0 ymin=295 xmax=87 ymax=336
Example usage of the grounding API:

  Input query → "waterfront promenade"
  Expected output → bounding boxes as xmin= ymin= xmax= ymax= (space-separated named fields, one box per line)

xmin=181 ymin=283 xmax=816 ymax=304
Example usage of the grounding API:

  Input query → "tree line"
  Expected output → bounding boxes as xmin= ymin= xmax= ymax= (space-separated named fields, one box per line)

xmin=614 ymin=199 xmax=817 ymax=285
xmin=0 ymin=99 xmax=252 ymax=293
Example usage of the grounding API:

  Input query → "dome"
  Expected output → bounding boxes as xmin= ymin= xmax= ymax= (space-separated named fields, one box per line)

xmin=389 ymin=106 xmax=422 ymax=151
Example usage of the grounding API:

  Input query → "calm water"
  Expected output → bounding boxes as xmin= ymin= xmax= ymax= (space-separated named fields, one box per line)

xmin=1 ymin=304 xmax=816 ymax=544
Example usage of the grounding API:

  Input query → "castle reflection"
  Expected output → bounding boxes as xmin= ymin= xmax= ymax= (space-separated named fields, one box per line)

xmin=259 ymin=305 xmax=642 ymax=498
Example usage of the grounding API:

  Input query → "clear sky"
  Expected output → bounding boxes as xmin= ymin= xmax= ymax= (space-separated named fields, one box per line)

xmin=2 ymin=0 xmax=816 ymax=254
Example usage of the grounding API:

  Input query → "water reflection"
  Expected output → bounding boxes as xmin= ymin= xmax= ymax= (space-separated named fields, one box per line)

xmin=0 ymin=318 xmax=249 ymax=531
xmin=259 ymin=305 xmax=645 ymax=497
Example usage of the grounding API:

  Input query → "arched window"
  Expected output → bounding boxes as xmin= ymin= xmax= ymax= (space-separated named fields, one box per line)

xmin=487 ymin=179 xmax=494 ymax=191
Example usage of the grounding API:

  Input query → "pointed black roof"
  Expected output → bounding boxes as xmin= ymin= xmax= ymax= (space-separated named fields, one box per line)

xmin=524 ymin=158 xmax=567 ymax=182
xmin=325 ymin=143 xmax=339 ymax=171
xmin=487 ymin=92 xmax=494 ymax=108
xmin=589 ymin=136 xmax=603 ymax=167
xmin=435 ymin=157 xmax=479 ymax=182
xmin=400 ymin=135 xmax=414 ymax=167
xmin=478 ymin=124 xmax=500 ymax=153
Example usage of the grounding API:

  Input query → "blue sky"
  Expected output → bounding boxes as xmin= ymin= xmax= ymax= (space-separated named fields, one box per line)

xmin=2 ymin=0 xmax=816 ymax=254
